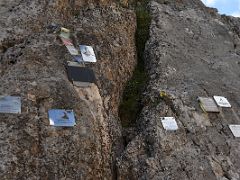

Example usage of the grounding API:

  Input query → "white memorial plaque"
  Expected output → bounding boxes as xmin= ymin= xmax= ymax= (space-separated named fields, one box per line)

xmin=229 ymin=125 xmax=240 ymax=137
xmin=213 ymin=96 xmax=231 ymax=108
xmin=80 ymin=45 xmax=97 ymax=63
xmin=0 ymin=96 xmax=21 ymax=114
xmin=48 ymin=109 xmax=76 ymax=127
xmin=198 ymin=97 xmax=219 ymax=113
xmin=161 ymin=117 xmax=178 ymax=131
xmin=66 ymin=45 xmax=79 ymax=55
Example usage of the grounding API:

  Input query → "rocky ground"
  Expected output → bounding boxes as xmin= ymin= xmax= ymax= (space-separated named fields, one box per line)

xmin=117 ymin=0 xmax=240 ymax=179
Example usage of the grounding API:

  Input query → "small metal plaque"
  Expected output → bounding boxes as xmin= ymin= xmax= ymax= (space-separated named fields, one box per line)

xmin=67 ymin=66 xmax=96 ymax=84
xmin=161 ymin=117 xmax=178 ymax=131
xmin=80 ymin=45 xmax=96 ymax=63
xmin=0 ymin=96 xmax=21 ymax=114
xmin=229 ymin=125 xmax=240 ymax=137
xmin=198 ymin=97 xmax=219 ymax=113
xmin=48 ymin=109 xmax=76 ymax=127
xmin=213 ymin=96 xmax=231 ymax=108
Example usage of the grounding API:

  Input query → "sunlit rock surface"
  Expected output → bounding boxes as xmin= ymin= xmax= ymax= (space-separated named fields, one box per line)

xmin=117 ymin=1 xmax=240 ymax=179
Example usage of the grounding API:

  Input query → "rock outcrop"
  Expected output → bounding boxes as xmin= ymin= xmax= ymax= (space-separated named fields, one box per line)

xmin=2 ymin=0 xmax=240 ymax=179
xmin=117 ymin=0 xmax=240 ymax=179
xmin=0 ymin=0 xmax=136 ymax=179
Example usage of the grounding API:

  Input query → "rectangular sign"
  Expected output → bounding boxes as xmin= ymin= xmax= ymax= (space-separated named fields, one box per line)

xmin=48 ymin=109 xmax=76 ymax=127
xmin=0 ymin=96 xmax=21 ymax=114
xmin=67 ymin=65 xmax=96 ymax=84
xmin=80 ymin=45 xmax=97 ymax=63
xmin=161 ymin=117 xmax=178 ymax=131
xmin=229 ymin=125 xmax=240 ymax=137
xmin=198 ymin=97 xmax=220 ymax=113
xmin=213 ymin=96 xmax=231 ymax=108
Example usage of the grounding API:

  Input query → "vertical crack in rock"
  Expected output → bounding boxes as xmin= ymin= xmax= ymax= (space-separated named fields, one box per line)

xmin=2 ymin=0 xmax=240 ymax=179
xmin=117 ymin=0 xmax=240 ymax=179
xmin=119 ymin=1 xmax=150 ymax=148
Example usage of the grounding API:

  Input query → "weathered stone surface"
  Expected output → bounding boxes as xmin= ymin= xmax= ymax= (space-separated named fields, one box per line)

xmin=2 ymin=0 xmax=240 ymax=179
xmin=117 ymin=0 xmax=240 ymax=179
xmin=0 ymin=0 xmax=136 ymax=179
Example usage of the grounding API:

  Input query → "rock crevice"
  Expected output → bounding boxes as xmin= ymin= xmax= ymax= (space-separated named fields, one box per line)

xmin=117 ymin=0 xmax=240 ymax=179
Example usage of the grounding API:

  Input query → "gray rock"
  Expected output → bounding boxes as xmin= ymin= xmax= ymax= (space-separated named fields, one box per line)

xmin=117 ymin=0 xmax=240 ymax=179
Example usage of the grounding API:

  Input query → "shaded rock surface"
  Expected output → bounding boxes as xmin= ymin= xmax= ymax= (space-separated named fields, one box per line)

xmin=0 ymin=0 xmax=136 ymax=179
xmin=117 ymin=0 xmax=240 ymax=179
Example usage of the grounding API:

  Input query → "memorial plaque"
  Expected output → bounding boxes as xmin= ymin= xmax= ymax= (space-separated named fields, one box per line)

xmin=80 ymin=45 xmax=97 ymax=63
xmin=198 ymin=97 xmax=220 ymax=113
xmin=229 ymin=125 xmax=240 ymax=137
xmin=213 ymin=96 xmax=231 ymax=108
xmin=0 ymin=96 xmax=21 ymax=114
xmin=48 ymin=109 xmax=76 ymax=127
xmin=161 ymin=117 xmax=178 ymax=131
xmin=67 ymin=65 xmax=96 ymax=86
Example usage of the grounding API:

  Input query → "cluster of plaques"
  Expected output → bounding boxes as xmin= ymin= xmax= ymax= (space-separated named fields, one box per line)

xmin=160 ymin=95 xmax=239 ymax=138
xmin=0 ymin=96 xmax=76 ymax=127
xmin=198 ymin=96 xmax=231 ymax=113
xmin=58 ymin=27 xmax=97 ymax=87
xmin=59 ymin=27 xmax=97 ymax=63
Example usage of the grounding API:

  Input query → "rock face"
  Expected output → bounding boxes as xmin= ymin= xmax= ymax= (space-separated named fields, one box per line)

xmin=2 ymin=0 xmax=240 ymax=179
xmin=0 ymin=0 xmax=136 ymax=179
xmin=117 ymin=0 xmax=240 ymax=179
